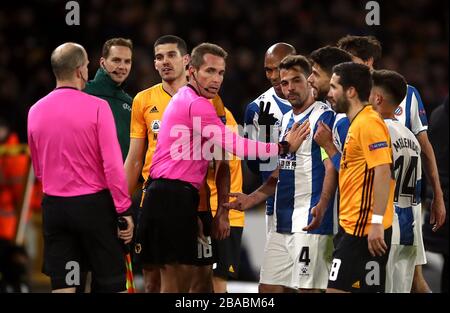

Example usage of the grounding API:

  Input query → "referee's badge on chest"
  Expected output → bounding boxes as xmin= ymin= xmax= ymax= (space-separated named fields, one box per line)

xmin=151 ymin=120 xmax=161 ymax=133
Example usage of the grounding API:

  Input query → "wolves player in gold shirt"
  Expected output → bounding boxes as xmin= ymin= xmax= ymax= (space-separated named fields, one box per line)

xmin=326 ymin=62 xmax=395 ymax=293
xmin=125 ymin=35 xmax=190 ymax=292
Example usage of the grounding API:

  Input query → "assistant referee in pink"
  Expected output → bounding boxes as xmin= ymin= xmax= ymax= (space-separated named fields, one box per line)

xmin=27 ymin=42 xmax=133 ymax=293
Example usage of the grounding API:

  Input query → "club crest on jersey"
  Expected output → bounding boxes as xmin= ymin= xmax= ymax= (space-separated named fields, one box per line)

xmin=369 ymin=141 xmax=388 ymax=151
xmin=394 ymin=106 xmax=403 ymax=116
xmin=151 ymin=120 xmax=161 ymax=133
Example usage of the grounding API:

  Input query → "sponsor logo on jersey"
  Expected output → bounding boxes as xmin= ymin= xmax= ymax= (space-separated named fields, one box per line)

xmin=369 ymin=141 xmax=388 ymax=151
xmin=394 ymin=106 xmax=403 ymax=116
xmin=279 ymin=158 xmax=296 ymax=170
xmin=149 ymin=106 xmax=159 ymax=113
xmin=122 ymin=103 xmax=131 ymax=112
xmin=299 ymin=266 xmax=309 ymax=277
xmin=151 ymin=120 xmax=161 ymax=133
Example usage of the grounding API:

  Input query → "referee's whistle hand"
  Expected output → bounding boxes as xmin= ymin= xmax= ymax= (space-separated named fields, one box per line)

xmin=118 ymin=216 xmax=134 ymax=244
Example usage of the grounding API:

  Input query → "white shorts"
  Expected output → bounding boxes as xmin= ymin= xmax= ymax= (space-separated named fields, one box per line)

xmin=413 ymin=205 xmax=426 ymax=265
xmin=391 ymin=204 xmax=427 ymax=265
xmin=259 ymin=231 xmax=333 ymax=290
xmin=265 ymin=213 xmax=275 ymax=234
xmin=385 ymin=244 xmax=416 ymax=293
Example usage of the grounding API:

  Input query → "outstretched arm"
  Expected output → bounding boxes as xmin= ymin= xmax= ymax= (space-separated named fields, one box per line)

xmin=224 ymin=168 xmax=279 ymax=211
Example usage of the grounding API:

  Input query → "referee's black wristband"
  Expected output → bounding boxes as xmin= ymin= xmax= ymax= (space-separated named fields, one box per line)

xmin=117 ymin=206 xmax=133 ymax=217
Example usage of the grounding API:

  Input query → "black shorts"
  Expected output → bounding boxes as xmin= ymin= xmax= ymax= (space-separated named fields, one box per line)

xmin=327 ymin=226 xmax=392 ymax=293
xmin=213 ymin=226 xmax=243 ymax=279
xmin=42 ymin=190 xmax=126 ymax=292
xmin=135 ymin=178 xmax=200 ymax=266
xmin=193 ymin=211 xmax=215 ymax=266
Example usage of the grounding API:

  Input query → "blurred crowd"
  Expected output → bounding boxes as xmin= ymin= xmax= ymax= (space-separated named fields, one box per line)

xmin=0 ymin=0 xmax=448 ymax=141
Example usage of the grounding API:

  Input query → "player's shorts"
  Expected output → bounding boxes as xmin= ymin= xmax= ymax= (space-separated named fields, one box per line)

xmin=193 ymin=211 xmax=215 ymax=266
xmin=265 ymin=213 xmax=275 ymax=234
xmin=213 ymin=226 xmax=243 ymax=279
xmin=42 ymin=190 xmax=126 ymax=292
xmin=259 ymin=231 xmax=333 ymax=290
xmin=327 ymin=226 xmax=392 ymax=293
xmin=135 ymin=178 xmax=200 ymax=266
xmin=391 ymin=205 xmax=427 ymax=265
xmin=413 ymin=204 xmax=427 ymax=265
xmin=385 ymin=244 xmax=416 ymax=293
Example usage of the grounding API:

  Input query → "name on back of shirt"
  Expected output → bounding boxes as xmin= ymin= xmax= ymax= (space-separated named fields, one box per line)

xmin=392 ymin=137 xmax=420 ymax=155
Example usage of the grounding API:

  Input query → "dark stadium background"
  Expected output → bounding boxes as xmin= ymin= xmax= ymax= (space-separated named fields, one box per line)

xmin=0 ymin=0 xmax=448 ymax=141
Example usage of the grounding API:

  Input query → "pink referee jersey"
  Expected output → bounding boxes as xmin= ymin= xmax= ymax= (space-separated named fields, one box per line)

xmin=27 ymin=87 xmax=131 ymax=214
xmin=149 ymin=85 xmax=278 ymax=189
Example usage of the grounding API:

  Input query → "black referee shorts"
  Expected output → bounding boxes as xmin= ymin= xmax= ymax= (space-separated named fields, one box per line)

xmin=193 ymin=211 xmax=215 ymax=266
xmin=42 ymin=190 xmax=126 ymax=292
xmin=135 ymin=178 xmax=200 ymax=266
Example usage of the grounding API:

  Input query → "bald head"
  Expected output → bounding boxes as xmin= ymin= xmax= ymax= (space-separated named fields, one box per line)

xmin=264 ymin=43 xmax=297 ymax=98
xmin=265 ymin=43 xmax=296 ymax=59
xmin=51 ymin=42 xmax=87 ymax=81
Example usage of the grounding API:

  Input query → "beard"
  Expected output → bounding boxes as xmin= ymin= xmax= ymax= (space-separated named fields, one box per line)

xmin=289 ymin=92 xmax=308 ymax=110
xmin=334 ymin=95 xmax=350 ymax=114
xmin=315 ymin=87 xmax=329 ymax=102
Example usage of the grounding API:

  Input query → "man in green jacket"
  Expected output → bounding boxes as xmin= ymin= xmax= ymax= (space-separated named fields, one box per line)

xmin=84 ymin=38 xmax=133 ymax=161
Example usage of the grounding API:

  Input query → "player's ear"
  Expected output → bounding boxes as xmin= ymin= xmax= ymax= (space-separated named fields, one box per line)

xmin=188 ymin=65 xmax=195 ymax=76
xmin=183 ymin=54 xmax=191 ymax=67
xmin=365 ymin=57 xmax=374 ymax=68
xmin=100 ymin=57 xmax=106 ymax=69
xmin=346 ymin=86 xmax=356 ymax=99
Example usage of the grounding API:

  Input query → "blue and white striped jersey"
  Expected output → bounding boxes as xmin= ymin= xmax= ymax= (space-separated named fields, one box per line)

xmin=332 ymin=113 xmax=349 ymax=154
xmin=396 ymin=85 xmax=428 ymax=135
xmin=244 ymin=87 xmax=291 ymax=215
xmin=385 ymin=119 xmax=422 ymax=246
xmin=274 ymin=101 xmax=335 ymax=234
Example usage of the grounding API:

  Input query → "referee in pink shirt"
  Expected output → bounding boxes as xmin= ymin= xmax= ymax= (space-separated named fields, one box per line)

xmin=27 ymin=42 xmax=133 ymax=293
xmin=136 ymin=43 xmax=309 ymax=292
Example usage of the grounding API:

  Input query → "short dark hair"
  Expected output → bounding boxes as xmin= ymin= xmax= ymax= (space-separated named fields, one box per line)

xmin=102 ymin=38 xmax=133 ymax=58
xmin=309 ymin=46 xmax=353 ymax=76
xmin=332 ymin=62 xmax=372 ymax=102
xmin=51 ymin=43 xmax=86 ymax=80
xmin=190 ymin=43 xmax=227 ymax=69
xmin=337 ymin=35 xmax=382 ymax=63
xmin=279 ymin=55 xmax=311 ymax=77
xmin=154 ymin=35 xmax=188 ymax=56
xmin=372 ymin=69 xmax=407 ymax=106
